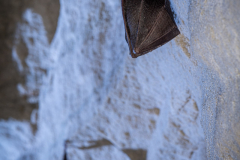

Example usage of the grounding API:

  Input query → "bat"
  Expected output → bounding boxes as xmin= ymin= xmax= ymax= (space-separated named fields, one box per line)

xmin=121 ymin=0 xmax=180 ymax=58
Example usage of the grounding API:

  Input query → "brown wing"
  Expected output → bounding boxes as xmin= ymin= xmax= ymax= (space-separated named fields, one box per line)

xmin=121 ymin=0 xmax=142 ymax=58
xmin=121 ymin=0 xmax=180 ymax=58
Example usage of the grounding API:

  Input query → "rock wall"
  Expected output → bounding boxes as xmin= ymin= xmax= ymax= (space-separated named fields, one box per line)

xmin=0 ymin=0 xmax=240 ymax=160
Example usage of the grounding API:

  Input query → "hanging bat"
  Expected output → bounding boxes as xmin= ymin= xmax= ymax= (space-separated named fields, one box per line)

xmin=121 ymin=0 xmax=180 ymax=58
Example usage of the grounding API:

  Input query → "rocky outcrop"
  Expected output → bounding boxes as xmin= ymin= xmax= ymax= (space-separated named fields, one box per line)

xmin=0 ymin=0 xmax=240 ymax=160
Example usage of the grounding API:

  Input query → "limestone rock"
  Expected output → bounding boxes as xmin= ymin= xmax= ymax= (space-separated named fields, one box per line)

xmin=0 ymin=0 xmax=240 ymax=160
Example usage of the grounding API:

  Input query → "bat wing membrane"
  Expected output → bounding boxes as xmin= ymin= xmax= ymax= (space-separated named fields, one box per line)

xmin=122 ymin=0 xmax=142 ymax=50
xmin=135 ymin=0 xmax=165 ymax=49
xmin=136 ymin=8 xmax=180 ymax=54
xmin=122 ymin=0 xmax=180 ymax=58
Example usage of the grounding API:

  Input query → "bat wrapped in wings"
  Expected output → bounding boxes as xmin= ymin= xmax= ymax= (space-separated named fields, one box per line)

xmin=121 ymin=0 xmax=180 ymax=58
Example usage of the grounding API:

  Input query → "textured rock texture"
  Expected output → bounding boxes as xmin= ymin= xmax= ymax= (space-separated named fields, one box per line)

xmin=0 ymin=0 xmax=240 ymax=160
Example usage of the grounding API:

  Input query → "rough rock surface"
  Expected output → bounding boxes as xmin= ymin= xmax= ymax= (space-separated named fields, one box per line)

xmin=0 ymin=0 xmax=240 ymax=160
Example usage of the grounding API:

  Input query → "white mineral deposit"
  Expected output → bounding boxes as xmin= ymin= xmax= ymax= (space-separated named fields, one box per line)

xmin=0 ymin=0 xmax=239 ymax=160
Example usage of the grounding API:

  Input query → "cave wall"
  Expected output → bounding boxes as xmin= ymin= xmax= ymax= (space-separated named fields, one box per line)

xmin=0 ymin=0 xmax=240 ymax=160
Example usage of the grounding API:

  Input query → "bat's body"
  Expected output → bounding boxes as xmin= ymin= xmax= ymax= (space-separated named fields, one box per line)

xmin=121 ymin=0 xmax=180 ymax=58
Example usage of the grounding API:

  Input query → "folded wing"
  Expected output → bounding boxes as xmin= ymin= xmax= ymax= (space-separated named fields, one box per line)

xmin=122 ymin=0 xmax=180 ymax=58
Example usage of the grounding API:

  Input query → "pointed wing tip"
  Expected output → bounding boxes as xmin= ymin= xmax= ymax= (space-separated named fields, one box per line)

xmin=130 ymin=49 xmax=140 ymax=58
xmin=129 ymin=27 xmax=180 ymax=59
xmin=131 ymin=54 xmax=138 ymax=58
xmin=176 ymin=28 xmax=181 ymax=36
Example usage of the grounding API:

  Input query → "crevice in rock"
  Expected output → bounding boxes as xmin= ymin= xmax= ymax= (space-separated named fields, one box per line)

xmin=122 ymin=149 xmax=147 ymax=160
xmin=67 ymin=138 xmax=113 ymax=150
